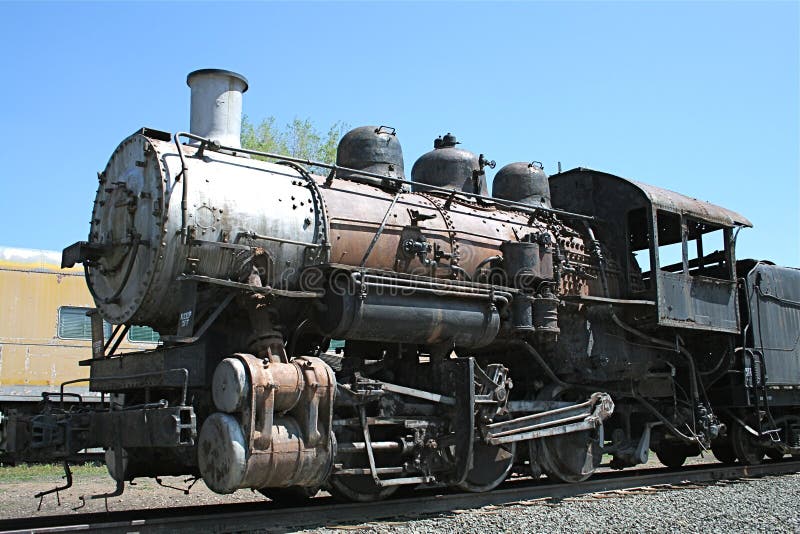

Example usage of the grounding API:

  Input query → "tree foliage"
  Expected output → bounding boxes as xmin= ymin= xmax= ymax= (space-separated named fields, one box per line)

xmin=241 ymin=116 xmax=347 ymax=173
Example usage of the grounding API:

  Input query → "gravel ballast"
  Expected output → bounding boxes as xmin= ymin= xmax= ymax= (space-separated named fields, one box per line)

xmin=1 ymin=469 xmax=798 ymax=532
xmin=304 ymin=474 xmax=800 ymax=533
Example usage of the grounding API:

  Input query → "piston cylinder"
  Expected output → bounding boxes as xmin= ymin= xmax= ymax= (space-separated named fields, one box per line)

xmin=197 ymin=413 xmax=332 ymax=493
xmin=199 ymin=354 xmax=336 ymax=494
xmin=533 ymin=297 xmax=560 ymax=333
xmin=511 ymin=295 xmax=534 ymax=331
xmin=500 ymin=240 xmax=554 ymax=287
xmin=315 ymin=276 xmax=502 ymax=348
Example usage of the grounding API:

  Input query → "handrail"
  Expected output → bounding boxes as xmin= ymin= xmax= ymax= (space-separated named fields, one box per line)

xmin=360 ymin=190 xmax=403 ymax=267
xmin=58 ymin=368 xmax=190 ymax=407
xmin=171 ymin=131 xmax=595 ymax=222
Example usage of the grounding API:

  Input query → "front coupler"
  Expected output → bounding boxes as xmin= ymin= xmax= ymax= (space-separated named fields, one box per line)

xmin=2 ymin=402 xmax=196 ymax=464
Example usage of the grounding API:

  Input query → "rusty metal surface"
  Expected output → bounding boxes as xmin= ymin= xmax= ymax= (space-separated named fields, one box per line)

xmin=631 ymin=177 xmax=751 ymax=228
xmin=335 ymin=125 xmax=405 ymax=188
xmin=551 ymin=167 xmax=751 ymax=228
xmin=319 ymin=178 xmax=455 ymax=273
xmin=656 ymin=271 xmax=740 ymax=333
xmin=410 ymin=133 xmax=489 ymax=195
xmin=17 ymin=68 xmax=800 ymax=508
xmin=550 ymin=167 xmax=744 ymax=333
xmin=198 ymin=354 xmax=336 ymax=493
xmin=492 ymin=161 xmax=551 ymax=209
xmin=317 ymin=176 xmax=568 ymax=280
xmin=84 ymin=132 xmax=325 ymax=332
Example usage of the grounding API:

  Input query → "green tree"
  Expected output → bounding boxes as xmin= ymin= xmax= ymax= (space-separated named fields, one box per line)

xmin=241 ymin=116 xmax=347 ymax=174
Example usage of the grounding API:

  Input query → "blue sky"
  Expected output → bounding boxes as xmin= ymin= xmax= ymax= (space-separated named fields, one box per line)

xmin=0 ymin=1 xmax=798 ymax=265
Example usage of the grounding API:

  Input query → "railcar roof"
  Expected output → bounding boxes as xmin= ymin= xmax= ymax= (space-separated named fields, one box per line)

xmin=0 ymin=246 xmax=83 ymax=275
xmin=553 ymin=167 xmax=752 ymax=228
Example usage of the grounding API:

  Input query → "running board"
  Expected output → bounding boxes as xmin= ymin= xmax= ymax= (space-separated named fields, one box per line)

xmin=484 ymin=392 xmax=614 ymax=445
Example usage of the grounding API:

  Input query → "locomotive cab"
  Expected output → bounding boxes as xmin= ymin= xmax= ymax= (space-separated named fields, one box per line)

xmin=549 ymin=168 xmax=751 ymax=333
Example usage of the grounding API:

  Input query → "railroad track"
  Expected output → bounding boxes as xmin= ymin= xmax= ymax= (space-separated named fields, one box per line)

xmin=2 ymin=459 xmax=799 ymax=534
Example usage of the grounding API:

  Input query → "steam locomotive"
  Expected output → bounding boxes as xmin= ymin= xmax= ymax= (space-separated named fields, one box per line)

xmin=2 ymin=68 xmax=798 ymax=503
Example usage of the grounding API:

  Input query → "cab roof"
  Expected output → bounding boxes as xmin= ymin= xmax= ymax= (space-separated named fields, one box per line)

xmin=551 ymin=167 xmax=752 ymax=228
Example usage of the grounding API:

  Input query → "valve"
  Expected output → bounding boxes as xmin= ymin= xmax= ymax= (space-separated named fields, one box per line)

xmin=402 ymin=239 xmax=430 ymax=256
xmin=408 ymin=209 xmax=437 ymax=226
xmin=479 ymin=154 xmax=496 ymax=170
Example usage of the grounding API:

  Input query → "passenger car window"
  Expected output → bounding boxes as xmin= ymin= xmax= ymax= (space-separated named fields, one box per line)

xmin=58 ymin=306 xmax=112 ymax=340
xmin=128 ymin=325 xmax=161 ymax=343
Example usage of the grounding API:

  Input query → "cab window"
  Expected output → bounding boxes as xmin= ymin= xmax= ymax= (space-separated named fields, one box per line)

xmin=686 ymin=218 xmax=731 ymax=279
xmin=627 ymin=207 xmax=653 ymax=290
xmin=656 ymin=211 xmax=684 ymax=273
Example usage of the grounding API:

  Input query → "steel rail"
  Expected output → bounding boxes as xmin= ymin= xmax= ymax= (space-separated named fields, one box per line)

xmin=2 ymin=460 xmax=798 ymax=533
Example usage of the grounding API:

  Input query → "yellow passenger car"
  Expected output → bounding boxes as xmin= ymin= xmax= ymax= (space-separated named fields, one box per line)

xmin=0 ymin=247 xmax=158 ymax=413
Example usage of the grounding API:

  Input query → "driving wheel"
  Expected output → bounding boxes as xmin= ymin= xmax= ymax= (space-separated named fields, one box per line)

xmin=711 ymin=441 xmax=738 ymax=464
xmin=655 ymin=444 xmax=690 ymax=468
xmin=536 ymin=388 xmax=603 ymax=483
xmin=456 ymin=441 xmax=516 ymax=492
xmin=258 ymin=486 xmax=319 ymax=504
xmin=731 ymin=422 xmax=763 ymax=465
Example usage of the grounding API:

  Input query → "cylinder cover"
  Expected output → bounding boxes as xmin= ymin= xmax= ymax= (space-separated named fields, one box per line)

xmin=411 ymin=133 xmax=488 ymax=195
xmin=492 ymin=162 xmax=551 ymax=208
xmin=336 ymin=126 xmax=405 ymax=188
xmin=197 ymin=412 xmax=248 ymax=494
xmin=500 ymin=240 xmax=554 ymax=285
xmin=212 ymin=357 xmax=249 ymax=413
